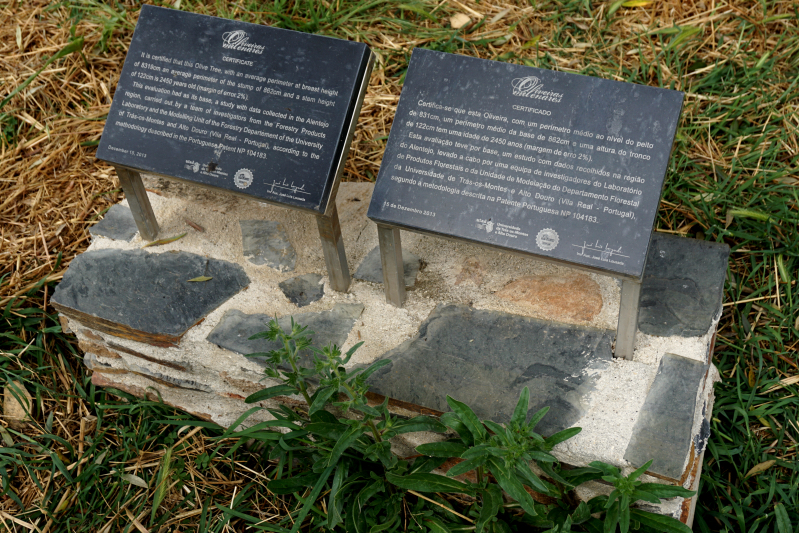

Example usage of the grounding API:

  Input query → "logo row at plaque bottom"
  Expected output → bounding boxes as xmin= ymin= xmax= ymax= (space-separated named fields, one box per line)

xmin=476 ymin=218 xmax=558 ymax=251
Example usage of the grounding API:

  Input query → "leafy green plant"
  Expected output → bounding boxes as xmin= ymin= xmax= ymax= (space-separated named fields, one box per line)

xmin=572 ymin=461 xmax=696 ymax=533
xmin=239 ymin=318 xmax=448 ymax=531
xmin=404 ymin=388 xmax=578 ymax=532
xmin=228 ymin=318 xmax=696 ymax=532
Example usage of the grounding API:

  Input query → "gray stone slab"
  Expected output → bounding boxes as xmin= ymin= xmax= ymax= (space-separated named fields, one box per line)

xmin=207 ymin=303 xmax=364 ymax=368
xmin=51 ymin=249 xmax=250 ymax=345
xmin=90 ymin=204 xmax=138 ymax=241
xmin=624 ymin=353 xmax=709 ymax=480
xmin=240 ymin=220 xmax=296 ymax=271
xmin=638 ymin=233 xmax=729 ymax=337
xmin=367 ymin=304 xmax=613 ymax=436
xmin=279 ymin=273 xmax=324 ymax=307
xmin=354 ymin=246 xmax=420 ymax=288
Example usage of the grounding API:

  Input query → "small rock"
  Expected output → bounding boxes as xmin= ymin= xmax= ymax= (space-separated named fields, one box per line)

xmin=455 ymin=257 xmax=484 ymax=286
xmin=354 ymin=246 xmax=420 ymax=288
xmin=450 ymin=13 xmax=471 ymax=29
xmin=90 ymin=204 xmax=138 ymax=241
xmin=496 ymin=273 xmax=603 ymax=322
xmin=240 ymin=220 xmax=296 ymax=271
xmin=279 ymin=273 xmax=324 ymax=307
xmin=4 ymin=380 xmax=33 ymax=429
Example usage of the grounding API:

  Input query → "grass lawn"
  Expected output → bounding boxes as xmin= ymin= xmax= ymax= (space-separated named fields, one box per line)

xmin=1 ymin=0 xmax=797 ymax=531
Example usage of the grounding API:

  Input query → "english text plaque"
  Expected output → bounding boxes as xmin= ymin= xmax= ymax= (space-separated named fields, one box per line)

xmin=98 ymin=5 xmax=372 ymax=215
xmin=368 ymin=48 xmax=683 ymax=280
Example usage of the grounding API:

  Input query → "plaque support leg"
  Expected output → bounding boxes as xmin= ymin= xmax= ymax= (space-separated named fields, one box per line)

xmin=115 ymin=166 xmax=159 ymax=241
xmin=377 ymin=225 xmax=405 ymax=307
xmin=616 ymin=278 xmax=642 ymax=360
xmin=316 ymin=204 xmax=350 ymax=293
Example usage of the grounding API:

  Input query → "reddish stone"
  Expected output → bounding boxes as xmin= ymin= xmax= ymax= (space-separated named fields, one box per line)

xmin=78 ymin=340 xmax=121 ymax=359
xmin=496 ymin=273 xmax=603 ymax=322
xmin=81 ymin=329 xmax=103 ymax=341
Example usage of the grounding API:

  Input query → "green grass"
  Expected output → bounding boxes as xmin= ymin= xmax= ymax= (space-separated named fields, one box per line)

xmin=0 ymin=281 xmax=281 ymax=531
xmin=2 ymin=0 xmax=798 ymax=531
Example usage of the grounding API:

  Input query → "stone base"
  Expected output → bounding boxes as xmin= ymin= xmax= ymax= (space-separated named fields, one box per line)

xmin=55 ymin=179 xmax=728 ymax=525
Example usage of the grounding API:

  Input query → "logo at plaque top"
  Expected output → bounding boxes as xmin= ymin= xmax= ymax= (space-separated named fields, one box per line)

xmin=234 ymin=168 xmax=254 ymax=189
xmin=511 ymin=76 xmax=564 ymax=103
xmin=536 ymin=228 xmax=559 ymax=251
xmin=222 ymin=30 xmax=265 ymax=55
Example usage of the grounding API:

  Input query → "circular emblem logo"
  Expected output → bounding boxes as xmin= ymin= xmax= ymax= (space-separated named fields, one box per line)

xmin=192 ymin=162 xmax=200 ymax=173
xmin=536 ymin=228 xmax=559 ymax=251
xmin=234 ymin=168 xmax=253 ymax=189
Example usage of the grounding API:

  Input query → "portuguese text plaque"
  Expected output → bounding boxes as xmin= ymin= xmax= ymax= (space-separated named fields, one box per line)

xmin=368 ymin=48 xmax=683 ymax=279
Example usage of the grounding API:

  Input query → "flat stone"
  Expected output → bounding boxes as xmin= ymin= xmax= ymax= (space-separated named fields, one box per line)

xmin=51 ymin=249 xmax=249 ymax=346
xmin=354 ymin=246 xmax=420 ymax=288
xmin=279 ymin=273 xmax=324 ymax=307
xmin=367 ymin=304 xmax=612 ymax=436
xmin=240 ymin=220 xmax=296 ymax=271
xmin=624 ymin=353 xmax=709 ymax=481
xmin=639 ymin=233 xmax=730 ymax=337
xmin=207 ymin=303 xmax=364 ymax=368
xmin=84 ymin=354 xmax=211 ymax=392
xmin=90 ymin=204 xmax=138 ymax=241
xmin=90 ymin=372 xmax=215 ymax=422
xmin=496 ymin=273 xmax=603 ymax=322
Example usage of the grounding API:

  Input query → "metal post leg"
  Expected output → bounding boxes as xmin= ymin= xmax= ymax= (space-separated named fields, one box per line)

xmin=377 ymin=225 xmax=405 ymax=307
xmin=316 ymin=203 xmax=350 ymax=293
xmin=114 ymin=166 xmax=159 ymax=241
xmin=616 ymin=278 xmax=642 ymax=360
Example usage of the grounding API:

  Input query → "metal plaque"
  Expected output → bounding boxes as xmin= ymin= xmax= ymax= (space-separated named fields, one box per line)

xmin=97 ymin=5 xmax=371 ymax=214
xmin=368 ymin=49 xmax=683 ymax=279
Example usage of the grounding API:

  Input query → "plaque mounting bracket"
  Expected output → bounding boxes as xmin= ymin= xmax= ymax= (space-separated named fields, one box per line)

xmin=113 ymin=164 xmax=354 ymax=292
xmin=374 ymin=228 xmax=642 ymax=360
xmin=615 ymin=278 xmax=642 ymax=360
xmin=114 ymin=166 xmax=159 ymax=241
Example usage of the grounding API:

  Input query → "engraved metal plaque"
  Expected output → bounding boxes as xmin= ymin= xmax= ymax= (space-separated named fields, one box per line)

xmin=97 ymin=5 xmax=372 ymax=214
xmin=368 ymin=49 xmax=683 ymax=279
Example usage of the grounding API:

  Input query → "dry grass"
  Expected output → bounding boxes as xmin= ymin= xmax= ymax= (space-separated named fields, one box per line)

xmin=0 ymin=1 xmax=125 ymax=309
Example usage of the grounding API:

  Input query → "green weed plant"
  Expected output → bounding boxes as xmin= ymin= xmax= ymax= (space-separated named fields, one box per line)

xmin=229 ymin=318 xmax=695 ymax=532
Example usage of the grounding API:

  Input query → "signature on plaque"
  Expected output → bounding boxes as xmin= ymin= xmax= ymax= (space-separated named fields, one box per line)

xmin=268 ymin=178 xmax=310 ymax=196
xmin=573 ymin=240 xmax=629 ymax=266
